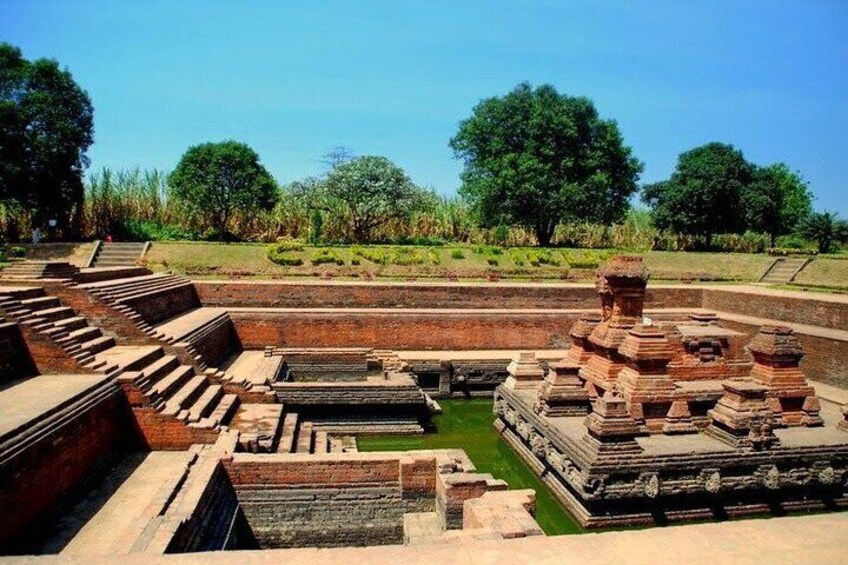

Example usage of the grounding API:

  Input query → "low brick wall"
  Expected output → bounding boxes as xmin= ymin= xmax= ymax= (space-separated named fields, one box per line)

xmin=196 ymin=281 xmax=702 ymax=310
xmin=224 ymin=453 xmax=435 ymax=549
xmin=232 ymin=309 xmax=574 ymax=350
xmin=0 ymin=385 xmax=130 ymax=551
xmin=703 ymin=287 xmax=848 ymax=331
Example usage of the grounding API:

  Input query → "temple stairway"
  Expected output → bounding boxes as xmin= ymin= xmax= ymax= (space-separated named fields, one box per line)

xmin=759 ymin=257 xmax=810 ymax=283
xmin=0 ymin=286 xmax=280 ymax=451
xmin=274 ymin=411 xmax=357 ymax=454
xmin=89 ymin=241 xmax=148 ymax=268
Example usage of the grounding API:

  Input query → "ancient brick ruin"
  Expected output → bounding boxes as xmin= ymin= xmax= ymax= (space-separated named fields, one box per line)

xmin=0 ymin=257 xmax=847 ymax=559
xmin=494 ymin=255 xmax=848 ymax=528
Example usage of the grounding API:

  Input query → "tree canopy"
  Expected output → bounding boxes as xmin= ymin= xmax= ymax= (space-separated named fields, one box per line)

xmin=449 ymin=82 xmax=643 ymax=246
xmin=0 ymin=42 xmax=94 ymax=238
xmin=321 ymin=155 xmax=426 ymax=243
xmin=797 ymin=211 xmax=848 ymax=254
xmin=169 ymin=141 xmax=278 ymax=241
xmin=642 ymin=142 xmax=755 ymax=247
xmin=741 ymin=163 xmax=813 ymax=247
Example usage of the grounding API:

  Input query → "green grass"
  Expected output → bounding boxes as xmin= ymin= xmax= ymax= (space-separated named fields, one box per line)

xmin=357 ymin=398 xmax=583 ymax=535
xmin=139 ymin=241 xmax=788 ymax=283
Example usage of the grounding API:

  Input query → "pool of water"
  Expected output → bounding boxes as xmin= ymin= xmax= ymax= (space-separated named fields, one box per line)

xmin=357 ymin=398 xmax=583 ymax=535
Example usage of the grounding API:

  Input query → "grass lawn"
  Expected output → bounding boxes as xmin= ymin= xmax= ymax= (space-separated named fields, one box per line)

xmin=143 ymin=241 xmax=777 ymax=283
xmin=792 ymin=256 xmax=848 ymax=289
xmin=357 ymin=398 xmax=583 ymax=535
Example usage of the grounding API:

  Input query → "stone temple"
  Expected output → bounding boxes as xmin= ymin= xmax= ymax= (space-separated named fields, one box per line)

xmin=0 ymin=257 xmax=846 ymax=562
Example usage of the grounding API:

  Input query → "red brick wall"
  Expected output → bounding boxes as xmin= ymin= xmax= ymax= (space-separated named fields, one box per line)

xmin=196 ymin=281 xmax=702 ymax=310
xmin=703 ymin=288 xmax=848 ymax=330
xmin=0 ymin=391 xmax=130 ymax=550
xmin=224 ymin=456 xmax=401 ymax=487
xmin=232 ymin=310 xmax=575 ymax=350
xmin=16 ymin=321 xmax=81 ymax=374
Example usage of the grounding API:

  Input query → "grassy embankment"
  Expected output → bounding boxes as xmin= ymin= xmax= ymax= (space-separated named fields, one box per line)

xmin=143 ymin=241 xmax=775 ymax=283
xmin=358 ymin=398 xmax=583 ymax=535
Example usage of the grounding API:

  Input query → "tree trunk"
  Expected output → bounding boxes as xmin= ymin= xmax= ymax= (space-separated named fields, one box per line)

xmin=535 ymin=224 xmax=555 ymax=247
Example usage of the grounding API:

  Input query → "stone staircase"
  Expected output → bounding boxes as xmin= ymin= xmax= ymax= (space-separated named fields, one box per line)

xmin=90 ymin=241 xmax=148 ymax=268
xmin=0 ymin=286 xmax=243 ymax=448
xmin=759 ymin=257 xmax=810 ymax=284
xmin=275 ymin=411 xmax=357 ymax=454
xmin=0 ymin=261 xmax=80 ymax=280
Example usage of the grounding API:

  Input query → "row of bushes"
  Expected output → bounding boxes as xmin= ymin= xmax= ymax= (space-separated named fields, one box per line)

xmin=266 ymin=243 xmax=622 ymax=270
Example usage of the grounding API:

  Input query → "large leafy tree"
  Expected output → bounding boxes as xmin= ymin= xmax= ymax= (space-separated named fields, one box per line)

xmin=449 ymin=82 xmax=643 ymax=246
xmin=797 ymin=211 xmax=848 ymax=254
xmin=642 ymin=142 xmax=754 ymax=248
xmin=169 ymin=141 xmax=278 ymax=241
xmin=322 ymin=155 xmax=425 ymax=243
xmin=741 ymin=163 xmax=812 ymax=247
xmin=0 ymin=42 xmax=94 ymax=238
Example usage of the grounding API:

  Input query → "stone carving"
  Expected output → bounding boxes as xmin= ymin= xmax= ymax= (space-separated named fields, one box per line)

xmin=642 ymin=473 xmax=660 ymax=499
xmin=701 ymin=469 xmax=722 ymax=494
xmin=758 ymin=465 xmax=781 ymax=490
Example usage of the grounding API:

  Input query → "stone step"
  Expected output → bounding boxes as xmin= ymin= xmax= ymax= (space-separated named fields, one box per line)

xmin=140 ymin=354 xmax=181 ymax=383
xmin=53 ymin=316 xmax=89 ymax=331
xmin=65 ymin=326 xmax=102 ymax=343
xmin=79 ymin=335 xmax=116 ymax=354
xmin=149 ymin=365 xmax=195 ymax=399
xmin=202 ymin=393 xmax=240 ymax=428
xmin=313 ymin=430 xmax=328 ymax=454
xmin=295 ymin=421 xmax=313 ymax=453
xmin=181 ymin=384 xmax=223 ymax=422
xmin=277 ymin=412 xmax=299 ymax=453
xmin=162 ymin=376 xmax=208 ymax=417
xmin=19 ymin=296 xmax=60 ymax=309
xmin=27 ymin=306 xmax=74 ymax=322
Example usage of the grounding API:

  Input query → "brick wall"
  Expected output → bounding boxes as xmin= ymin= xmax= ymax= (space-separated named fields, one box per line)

xmin=0 ymin=389 xmax=131 ymax=551
xmin=197 ymin=281 xmax=702 ymax=310
xmin=232 ymin=310 xmax=575 ymax=350
xmin=224 ymin=454 xmax=425 ymax=549
xmin=703 ymin=287 xmax=848 ymax=330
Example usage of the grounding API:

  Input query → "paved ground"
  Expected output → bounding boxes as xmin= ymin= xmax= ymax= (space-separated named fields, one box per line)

xmin=0 ymin=374 xmax=111 ymax=440
xmin=5 ymin=512 xmax=846 ymax=564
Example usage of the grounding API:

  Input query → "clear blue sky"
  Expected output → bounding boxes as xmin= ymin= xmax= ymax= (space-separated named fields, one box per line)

xmin=2 ymin=1 xmax=846 ymax=214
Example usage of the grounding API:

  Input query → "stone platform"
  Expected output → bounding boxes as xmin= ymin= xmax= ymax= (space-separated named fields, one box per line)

xmin=495 ymin=385 xmax=848 ymax=528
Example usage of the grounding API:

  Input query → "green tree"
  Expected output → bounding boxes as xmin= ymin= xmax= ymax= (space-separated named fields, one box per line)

xmin=449 ymin=82 xmax=643 ymax=247
xmin=797 ymin=211 xmax=848 ymax=254
xmin=322 ymin=155 xmax=424 ymax=243
xmin=741 ymin=163 xmax=812 ymax=247
xmin=642 ymin=142 xmax=754 ymax=248
xmin=169 ymin=141 xmax=278 ymax=241
xmin=0 ymin=42 xmax=94 ymax=239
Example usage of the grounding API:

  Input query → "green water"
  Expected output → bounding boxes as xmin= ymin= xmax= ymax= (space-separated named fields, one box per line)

xmin=357 ymin=398 xmax=583 ymax=535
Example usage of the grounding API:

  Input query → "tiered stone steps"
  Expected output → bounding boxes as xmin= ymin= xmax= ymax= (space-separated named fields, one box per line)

xmin=759 ymin=257 xmax=810 ymax=284
xmin=1 ymin=261 xmax=80 ymax=280
xmin=0 ymin=287 xmax=242 ymax=442
xmin=90 ymin=241 xmax=147 ymax=268
xmin=275 ymin=411 xmax=356 ymax=454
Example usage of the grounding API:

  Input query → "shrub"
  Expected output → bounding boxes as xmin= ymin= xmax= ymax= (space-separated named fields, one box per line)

xmin=472 ymin=245 xmax=503 ymax=255
xmin=353 ymin=247 xmax=388 ymax=264
xmin=389 ymin=247 xmax=425 ymax=265
xmin=486 ymin=256 xmax=499 ymax=266
xmin=450 ymin=248 xmax=465 ymax=260
xmin=9 ymin=246 xmax=26 ymax=258
xmin=776 ymin=235 xmax=807 ymax=249
xmin=509 ymin=249 xmax=526 ymax=266
xmin=311 ymin=248 xmax=345 ymax=266
xmin=114 ymin=219 xmax=196 ymax=241
xmin=767 ymin=247 xmax=817 ymax=257
xmin=428 ymin=248 xmax=441 ymax=265
xmin=267 ymin=242 xmax=304 ymax=266
xmin=274 ymin=237 xmax=305 ymax=252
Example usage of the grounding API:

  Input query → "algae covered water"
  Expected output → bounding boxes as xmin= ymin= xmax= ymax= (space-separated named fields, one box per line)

xmin=357 ymin=398 xmax=582 ymax=535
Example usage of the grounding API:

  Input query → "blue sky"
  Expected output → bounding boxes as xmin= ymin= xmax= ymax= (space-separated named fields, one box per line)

xmin=2 ymin=1 xmax=846 ymax=214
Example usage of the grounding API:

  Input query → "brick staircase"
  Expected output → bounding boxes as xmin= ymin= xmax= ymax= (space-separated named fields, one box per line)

xmin=1 ymin=261 xmax=80 ymax=280
xmin=90 ymin=241 xmax=147 ymax=268
xmin=79 ymin=273 xmax=239 ymax=366
xmin=275 ymin=411 xmax=357 ymax=454
xmin=759 ymin=257 xmax=810 ymax=284
xmin=0 ymin=286 xmax=243 ymax=449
